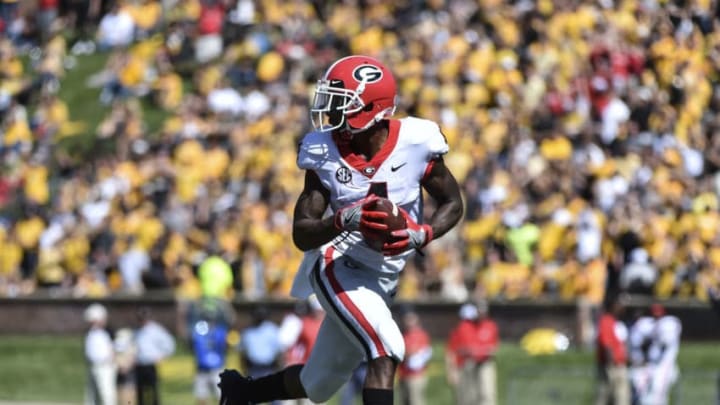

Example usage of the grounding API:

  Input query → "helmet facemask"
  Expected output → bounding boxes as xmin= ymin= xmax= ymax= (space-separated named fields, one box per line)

xmin=311 ymin=79 xmax=365 ymax=132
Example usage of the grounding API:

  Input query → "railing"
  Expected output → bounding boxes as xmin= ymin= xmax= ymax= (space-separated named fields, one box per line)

xmin=0 ymin=293 xmax=717 ymax=341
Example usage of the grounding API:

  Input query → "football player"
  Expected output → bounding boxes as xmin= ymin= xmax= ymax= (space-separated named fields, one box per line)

xmin=218 ymin=54 xmax=463 ymax=405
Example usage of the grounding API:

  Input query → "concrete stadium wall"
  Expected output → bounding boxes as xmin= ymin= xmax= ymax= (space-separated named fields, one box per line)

xmin=0 ymin=295 xmax=718 ymax=342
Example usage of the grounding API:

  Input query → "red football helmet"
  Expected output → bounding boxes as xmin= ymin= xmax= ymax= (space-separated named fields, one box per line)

xmin=311 ymin=55 xmax=397 ymax=133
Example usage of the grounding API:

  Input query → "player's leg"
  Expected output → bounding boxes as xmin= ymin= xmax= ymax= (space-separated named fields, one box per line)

xmin=363 ymin=356 xmax=397 ymax=404
xmin=311 ymin=248 xmax=404 ymax=405
xmin=218 ymin=363 xmax=306 ymax=404
xmin=217 ymin=270 xmax=367 ymax=403
xmin=217 ymin=303 xmax=365 ymax=404
xmin=299 ymin=317 xmax=366 ymax=402
xmin=219 ymin=315 xmax=366 ymax=404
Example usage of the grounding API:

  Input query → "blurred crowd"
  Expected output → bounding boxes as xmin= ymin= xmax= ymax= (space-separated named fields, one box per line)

xmin=1 ymin=0 xmax=720 ymax=304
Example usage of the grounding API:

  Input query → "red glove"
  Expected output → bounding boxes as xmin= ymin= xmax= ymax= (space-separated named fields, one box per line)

xmin=334 ymin=195 xmax=388 ymax=232
xmin=382 ymin=208 xmax=433 ymax=256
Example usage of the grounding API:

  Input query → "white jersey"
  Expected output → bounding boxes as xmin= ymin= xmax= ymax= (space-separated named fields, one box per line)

xmin=650 ymin=315 xmax=681 ymax=365
xmin=291 ymin=117 xmax=448 ymax=298
xmin=632 ymin=315 xmax=682 ymax=405
xmin=629 ymin=316 xmax=656 ymax=366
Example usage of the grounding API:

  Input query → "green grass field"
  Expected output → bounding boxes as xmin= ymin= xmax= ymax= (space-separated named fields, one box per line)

xmin=0 ymin=335 xmax=717 ymax=405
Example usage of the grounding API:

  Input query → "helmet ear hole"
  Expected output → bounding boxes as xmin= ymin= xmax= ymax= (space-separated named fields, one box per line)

xmin=362 ymin=102 xmax=374 ymax=112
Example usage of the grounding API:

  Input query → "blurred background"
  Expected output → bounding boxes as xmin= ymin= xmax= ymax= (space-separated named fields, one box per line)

xmin=0 ymin=0 xmax=720 ymax=404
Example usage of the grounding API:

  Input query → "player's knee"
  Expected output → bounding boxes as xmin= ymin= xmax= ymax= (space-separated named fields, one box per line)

xmin=379 ymin=321 xmax=405 ymax=362
xmin=366 ymin=356 xmax=398 ymax=388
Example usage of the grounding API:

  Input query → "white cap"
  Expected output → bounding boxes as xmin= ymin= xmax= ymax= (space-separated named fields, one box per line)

xmin=459 ymin=303 xmax=479 ymax=320
xmin=630 ymin=248 xmax=649 ymax=264
xmin=84 ymin=303 xmax=108 ymax=323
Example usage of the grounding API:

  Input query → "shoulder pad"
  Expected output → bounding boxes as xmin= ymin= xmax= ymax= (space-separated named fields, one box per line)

xmin=297 ymin=130 xmax=333 ymax=170
xmin=398 ymin=116 xmax=449 ymax=158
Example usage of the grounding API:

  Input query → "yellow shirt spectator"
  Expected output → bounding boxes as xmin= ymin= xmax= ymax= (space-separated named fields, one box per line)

xmin=578 ymin=259 xmax=607 ymax=305
xmin=166 ymin=0 xmax=200 ymax=22
xmin=0 ymin=235 xmax=22 ymax=276
xmin=204 ymin=147 xmax=230 ymax=180
xmin=128 ymin=1 xmax=162 ymax=31
xmin=119 ymin=56 xmax=146 ymax=88
xmin=23 ymin=164 xmax=49 ymax=205
xmin=198 ymin=256 xmax=233 ymax=299
xmin=153 ymin=71 xmax=184 ymax=110
xmin=62 ymin=233 xmax=90 ymax=275
xmin=4 ymin=117 xmax=33 ymax=146
xmin=136 ymin=216 xmax=164 ymax=251
xmin=15 ymin=216 xmax=45 ymax=250
xmin=540 ymin=135 xmax=573 ymax=161
xmin=538 ymin=222 xmax=568 ymax=261
xmin=37 ymin=245 xmax=64 ymax=285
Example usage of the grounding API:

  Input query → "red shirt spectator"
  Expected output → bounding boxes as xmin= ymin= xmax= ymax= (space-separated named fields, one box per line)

xmin=447 ymin=304 xmax=500 ymax=366
xmin=447 ymin=319 xmax=477 ymax=367
xmin=398 ymin=312 xmax=432 ymax=378
xmin=280 ymin=299 xmax=324 ymax=366
xmin=473 ymin=318 xmax=499 ymax=362
xmin=596 ymin=312 xmax=627 ymax=366
xmin=198 ymin=4 xmax=225 ymax=35
xmin=285 ymin=313 xmax=322 ymax=365
xmin=39 ymin=0 xmax=59 ymax=8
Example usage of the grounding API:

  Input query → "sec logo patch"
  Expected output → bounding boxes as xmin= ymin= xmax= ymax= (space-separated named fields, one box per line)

xmin=336 ymin=166 xmax=352 ymax=183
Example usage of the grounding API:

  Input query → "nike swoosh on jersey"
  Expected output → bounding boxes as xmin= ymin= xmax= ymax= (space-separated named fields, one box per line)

xmin=390 ymin=162 xmax=407 ymax=172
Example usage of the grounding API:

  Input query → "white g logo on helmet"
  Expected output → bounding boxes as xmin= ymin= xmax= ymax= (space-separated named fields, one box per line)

xmin=352 ymin=65 xmax=383 ymax=83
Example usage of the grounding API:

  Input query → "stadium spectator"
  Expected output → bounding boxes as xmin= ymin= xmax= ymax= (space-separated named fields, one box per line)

xmin=187 ymin=296 xmax=234 ymax=405
xmin=595 ymin=293 xmax=630 ymax=405
xmin=114 ymin=327 xmax=138 ymax=405
xmin=118 ymin=235 xmax=150 ymax=295
xmin=65 ymin=0 xmax=102 ymax=53
xmin=397 ymin=306 xmax=432 ymax=405
xmin=134 ymin=307 xmax=176 ymax=405
xmin=96 ymin=4 xmax=134 ymax=51
xmin=0 ymin=0 xmax=18 ymax=30
xmin=620 ymin=248 xmax=657 ymax=295
xmin=36 ymin=0 xmax=59 ymax=43
xmin=176 ymin=243 xmax=234 ymax=344
xmin=194 ymin=0 xmax=225 ymax=64
xmin=711 ymin=287 xmax=720 ymax=320
xmin=631 ymin=303 xmax=682 ymax=405
xmin=445 ymin=301 xmax=499 ymax=405
xmin=83 ymin=302 xmax=116 ymax=405
xmin=238 ymin=305 xmax=282 ymax=380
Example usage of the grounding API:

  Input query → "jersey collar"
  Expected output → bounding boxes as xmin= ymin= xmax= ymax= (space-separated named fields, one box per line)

xmin=334 ymin=119 xmax=400 ymax=178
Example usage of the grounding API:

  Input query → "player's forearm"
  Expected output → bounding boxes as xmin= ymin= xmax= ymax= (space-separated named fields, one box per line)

xmin=292 ymin=215 xmax=342 ymax=251
xmin=427 ymin=198 xmax=463 ymax=241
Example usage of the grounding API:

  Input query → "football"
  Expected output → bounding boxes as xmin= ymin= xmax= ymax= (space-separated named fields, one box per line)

xmin=362 ymin=197 xmax=407 ymax=250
